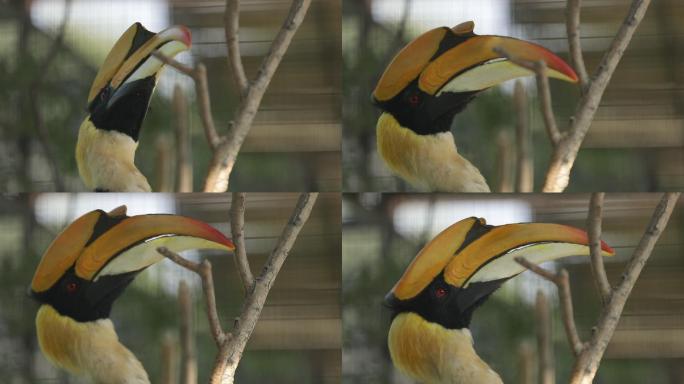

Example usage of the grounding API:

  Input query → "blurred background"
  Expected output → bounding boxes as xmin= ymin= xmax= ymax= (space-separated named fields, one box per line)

xmin=0 ymin=192 xmax=341 ymax=383
xmin=0 ymin=0 xmax=341 ymax=192
xmin=343 ymin=0 xmax=684 ymax=192
xmin=342 ymin=193 xmax=684 ymax=383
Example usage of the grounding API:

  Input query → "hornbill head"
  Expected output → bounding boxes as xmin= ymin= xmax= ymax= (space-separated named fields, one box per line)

xmin=87 ymin=22 xmax=191 ymax=141
xmin=372 ymin=21 xmax=578 ymax=135
xmin=384 ymin=217 xmax=613 ymax=383
xmin=77 ymin=23 xmax=191 ymax=192
xmin=30 ymin=205 xmax=234 ymax=378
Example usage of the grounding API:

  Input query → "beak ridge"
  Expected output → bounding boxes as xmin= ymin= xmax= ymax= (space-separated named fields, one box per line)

xmin=444 ymin=222 xmax=614 ymax=287
xmin=419 ymin=35 xmax=578 ymax=95
xmin=32 ymin=209 xmax=234 ymax=295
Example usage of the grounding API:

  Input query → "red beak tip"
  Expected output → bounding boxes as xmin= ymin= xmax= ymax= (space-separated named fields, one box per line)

xmin=179 ymin=25 xmax=192 ymax=47
xmin=600 ymin=241 xmax=615 ymax=255
xmin=569 ymin=71 xmax=579 ymax=83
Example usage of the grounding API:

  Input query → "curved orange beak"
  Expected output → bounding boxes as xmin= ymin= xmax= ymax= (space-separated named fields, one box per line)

xmin=31 ymin=205 xmax=233 ymax=294
xmin=374 ymin=21 xmax=578 ymax=103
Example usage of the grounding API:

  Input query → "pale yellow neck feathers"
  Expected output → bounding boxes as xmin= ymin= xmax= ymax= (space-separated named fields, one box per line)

xmin=376 ymin=113 xmax=491 ymax=192
xmin=76 ymin=119 xmax=152 ymax=192
xmin=36 ymin=305 xmax=150 ymax=384
xmin=388 ymin=312 xmax=503 ymax=384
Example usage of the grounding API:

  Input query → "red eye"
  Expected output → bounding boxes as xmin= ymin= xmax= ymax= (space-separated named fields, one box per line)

xmin=435 ymin=287 xmax=448 ymax=298
xmin=408 ymin=94 xmax=420 ymax=106
xmin=66 ymin=282 xmax=78 ymax=293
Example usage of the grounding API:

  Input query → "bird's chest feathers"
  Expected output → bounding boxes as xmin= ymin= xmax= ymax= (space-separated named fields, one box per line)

xmin=388 ymin=312 xmax=502 ymax=384
xmin=375 ymin=113 xmax=489 ymax=192
xmin=36 ymin=305 xmax=150 ymax=384
xmin=76 ymin=120 xmax=151 ymax=192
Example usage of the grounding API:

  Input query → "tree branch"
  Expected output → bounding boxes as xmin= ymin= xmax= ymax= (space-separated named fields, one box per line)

xmin=543 ymin=0 xmax=652 ymax=192
xmin=155 ymin=135 xmax=173 ymax=192
xmin=515 ymin=257 xmax=584 ymax=356
xmin=230 ymin=192 xmax=254 ymax=294
xmin=496 ymin=131 xmax=514 ymax=192
xmin=158 ymin=247 xmax=226 ymax=347
xmin=195 ymin=63 xmax=222 ymax=150
xmin=493 ymin=47 xmax=562 ymax=146
xmin=536 ymin=291 xmax=554 ymax=384
xmin=225 ymin=0 xmax=249 ymax=96
xmin=174 ymin=85 xmax=193 ymax=192
xmin=566 ymin=0 xmax=589 ymax=90
xmin=514 ymin=80 xmax=533 ymax=192
xmin=178 ymin=280 xmax=197 ymax=384
xmin=158 ymin=193 xmax=318 ymax=384
xmin=517 ymin=341 xmax=534 ymax=384
xmin=569 ymin=193 xmax=680 ymax=383
xmin=153 ymin=53 xmax=221 ymax=150
xmin=204 ymin=0 xmax=312 ymax=192
xmin=160 ymin=333 xmax=178 ymax=384
xmin=587 ymin=192 xmax=611 ymax=305
xmin=218 ymin=192 xmax=318 ymax=383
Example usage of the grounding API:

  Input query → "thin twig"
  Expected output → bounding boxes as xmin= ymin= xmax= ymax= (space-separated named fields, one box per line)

xmin=517 ymin=341 xmax=534 ymax=384
xmin=225 ymin=0 xmax=249 ymax=96
xmin=160 ymin=333 xmax=177 ymax=384
xmin=230 ymin=192 xmax=254 ymax=294
xmin=587 ymin=192 xmax=612 ymax=305
xmin=155 ymin=135 xmax=173 ymax=192
xmin=179 ymin=280 xmax=197 ymax=384
xmin=536 ymin=291 xmax=554 ymax=384
xmin=195 ymin=63 xmax=222 ymax=150
xmin=514 ymin=80 xmax=533 ymax=192
xmin=557 ymin=269 xmax=584 ymax=356
xmin=153 ymin=52 xmax=221 ymax=150
xmin=515 ymin=257 xmax=584 ymax=356
xmin=204 ymin=0 xmax=312 ymax=192
xmin=566 ymin=0 xmax=589 ymax=90
xmin=569 ymin=193 xmax=679 ymax=384
xmin=174 ymin=85 xmax=193 ymax=192
xmin=158 ymin=247 xmax=226 ymax=347
xmin=158 ymin=193 xmax=318 ymax=384
xmin=218 ymin=193 xmax=318 ymax=383
xmin=153 ymin=51 xmax=195 ymax=76
xmin=496 ymin=131 xmax=514 ymax=192
xmin=494 ymin=47 xmax=562 ymax=146
xmin=543 ymin=0 xmax=652 ymax=192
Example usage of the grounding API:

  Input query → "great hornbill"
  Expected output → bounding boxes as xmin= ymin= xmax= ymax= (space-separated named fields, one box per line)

xmin=76 ymin=23 xmax=191 ymax=192
xmin=372 ymin=21 xmax=578 ymax=192
xmin=30 ymin=205 xmax=234 ymax=383
xmin=385 ymin=217 xmax=614 ymax=384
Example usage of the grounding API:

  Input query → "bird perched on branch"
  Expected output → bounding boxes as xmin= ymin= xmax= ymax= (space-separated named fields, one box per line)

xmin=30 ymin=205 xmax=234 ymax=383
xmin=372 ymin=21 xmax=578 ymax=191
xmin=76 ymin=23 xmax=191 ymax=192
xmin=385 ymin=217 xmax=614 ymax=384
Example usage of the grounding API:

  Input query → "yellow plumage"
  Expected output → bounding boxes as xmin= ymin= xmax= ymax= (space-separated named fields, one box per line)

xmin=376 ymin=113 xmax=490 ymax=192
xmin=388 ymin=312 xmax=503 ymax=384
xmin=76 ymin=119 xmax=151 ymax=192
xmin=36 ymin=305 xmax=150 ymax=384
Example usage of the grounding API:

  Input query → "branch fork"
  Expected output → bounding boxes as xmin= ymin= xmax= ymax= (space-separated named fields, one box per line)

xmin=157 ymin=192 xmax=318 ymax=383
xmin=156 ymin=0 xmax=312 ymax=192
xmin=493 ymin=47 xmax=563 ymax=147
xmin=516 ymin=192 xmax=679 ymax=383
xmin=499 ymin=0 xmax=652 ymax=191
xmin=515 ymin=256 xmax=585 ymax=356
